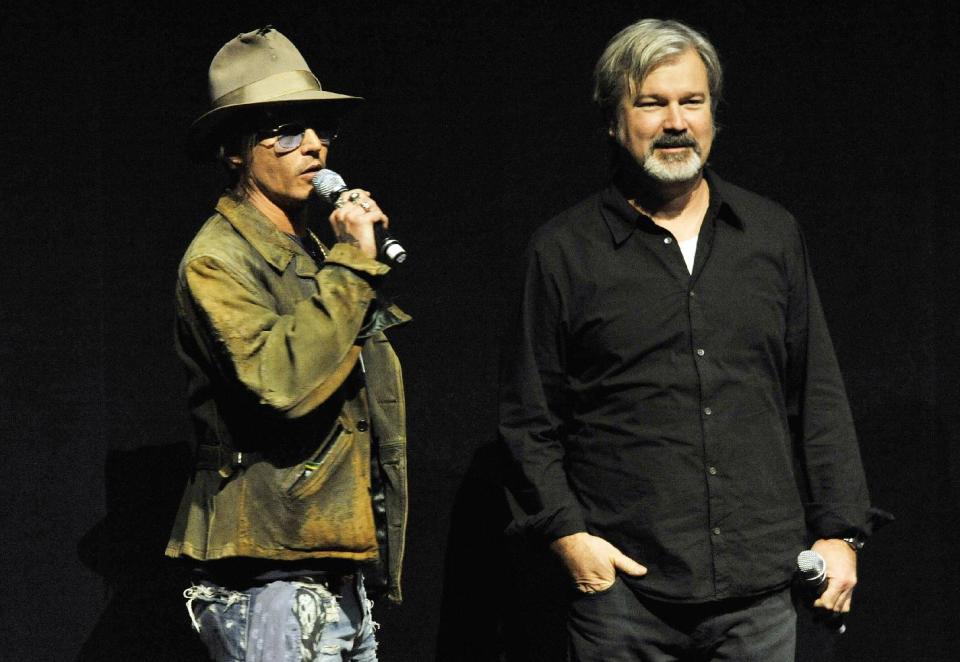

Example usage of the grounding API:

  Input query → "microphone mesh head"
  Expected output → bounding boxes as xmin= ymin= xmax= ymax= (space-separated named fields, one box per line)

xmin=312 ymin=169 xmax=347 ymax=203
xmin=797 ymin=550 xmax=825 ymax=575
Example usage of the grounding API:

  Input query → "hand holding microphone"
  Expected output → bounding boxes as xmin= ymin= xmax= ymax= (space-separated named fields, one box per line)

xmin=796 ymin=546 xmax=855 ymax=634
xmin=313 ymin=169 xmax=407 ymax=265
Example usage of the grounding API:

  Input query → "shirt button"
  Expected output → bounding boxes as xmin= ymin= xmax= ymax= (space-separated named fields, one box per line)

xmin=689 ymin=290 xmax=696 ymax=297
xmin=704 ymin=407 xmax=713 ymax=416
xmin=712 ymin=527 xmax=721 ymax=536
xmin=708 ymin=466 xmax=718 ymax=475
xmin=356 ymin=419 xmax=369 ymax=432
xmin=664 ymin=237 xmax=673 ymax=244
xmin=696 ymin=348 xmax=705 ymax=357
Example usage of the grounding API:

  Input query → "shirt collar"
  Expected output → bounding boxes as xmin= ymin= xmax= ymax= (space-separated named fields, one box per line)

xmin=214 ymin=191 xmax=299 ymax=273
xmin=600 ymin=168 xmax=744 ymax=246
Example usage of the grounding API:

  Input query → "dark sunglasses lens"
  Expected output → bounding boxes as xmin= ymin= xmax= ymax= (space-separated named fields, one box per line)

xmin=315 ymin=130 xmax=337 ymax=144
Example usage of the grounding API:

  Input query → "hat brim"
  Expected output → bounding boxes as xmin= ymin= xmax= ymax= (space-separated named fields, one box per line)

xmin=188 ymin=89 xmax=364 ymax=162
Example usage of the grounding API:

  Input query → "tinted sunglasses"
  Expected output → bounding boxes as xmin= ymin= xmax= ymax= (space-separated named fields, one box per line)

xmin=258 ymin=123 xmax=339 ymax=153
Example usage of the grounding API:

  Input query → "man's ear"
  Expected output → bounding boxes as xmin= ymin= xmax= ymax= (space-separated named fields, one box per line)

xmin=226 ymin=155 xmax=243 ymax=169
xmin=217 ymin=143 xmax=244 ymax=170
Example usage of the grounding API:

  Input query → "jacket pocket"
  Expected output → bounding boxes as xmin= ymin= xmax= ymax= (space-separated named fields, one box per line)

xmin=379 ymin=440 xmax=406 ymax=490
xmin=284 ymin=422 xmax=347 ymax=498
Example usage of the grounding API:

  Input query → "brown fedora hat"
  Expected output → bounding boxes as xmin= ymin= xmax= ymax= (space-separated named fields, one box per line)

xmin=188 ymin=26 xmax=363 ymax=161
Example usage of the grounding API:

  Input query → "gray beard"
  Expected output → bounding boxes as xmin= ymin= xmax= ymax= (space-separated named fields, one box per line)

xmin=642 ymin=149 xmax=704 ymax=183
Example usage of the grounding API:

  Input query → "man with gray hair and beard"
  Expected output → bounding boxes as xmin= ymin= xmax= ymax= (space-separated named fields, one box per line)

xmin=500 ymin=18 xmax=879 ymax=661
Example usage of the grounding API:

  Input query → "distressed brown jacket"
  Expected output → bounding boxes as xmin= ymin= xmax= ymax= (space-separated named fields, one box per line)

xmin=165 ymin=192 xmax=410 ymax=602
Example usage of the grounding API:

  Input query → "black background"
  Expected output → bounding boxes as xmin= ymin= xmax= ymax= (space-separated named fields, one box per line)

xmin=2 ymin=1 xmax=958 ymax=660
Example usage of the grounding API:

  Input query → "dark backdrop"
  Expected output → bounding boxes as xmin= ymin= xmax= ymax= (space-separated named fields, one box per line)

xmin=2 ymin=1 xmax=958 ymax=660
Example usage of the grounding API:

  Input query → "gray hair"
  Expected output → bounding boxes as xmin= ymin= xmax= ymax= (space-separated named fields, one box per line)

xmin=593 ymin=18 xmax=723 ymax=124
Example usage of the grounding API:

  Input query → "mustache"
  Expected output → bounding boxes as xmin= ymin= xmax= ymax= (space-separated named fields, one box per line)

xmin=652 ymin=134 xmax=699 ymax=151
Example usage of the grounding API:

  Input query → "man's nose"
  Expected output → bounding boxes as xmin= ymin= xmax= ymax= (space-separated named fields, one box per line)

xmin=299 ymin=128 xmax=326 ymax=152
xmin=662 ymin=103 xmax=687 ymax=132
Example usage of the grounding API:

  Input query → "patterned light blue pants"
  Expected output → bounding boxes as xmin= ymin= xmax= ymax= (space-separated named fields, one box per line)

xmin=183 ymin=573 xmax=378 ymax=661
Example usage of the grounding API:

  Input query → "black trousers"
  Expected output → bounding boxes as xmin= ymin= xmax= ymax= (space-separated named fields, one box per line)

xmin=568 ymin=580 xmax=796 ymax=662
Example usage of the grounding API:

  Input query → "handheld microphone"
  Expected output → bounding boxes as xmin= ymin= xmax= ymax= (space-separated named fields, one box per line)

xmin=312 ymin=169 xmax=408 ymax=265
xmin=796 ymin=549 xmax=827 ymax=592
xmin=796 ymin=550 xmax=846 ymax=634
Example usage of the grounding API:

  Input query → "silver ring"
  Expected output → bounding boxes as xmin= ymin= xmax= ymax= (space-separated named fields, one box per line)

xmin=348 ymin=191 xmax=361 ymax=202
xmin=335 ymin=199 xmax=347 ymax=209
xmin=359 ymin=201 xmax=371 ymax=211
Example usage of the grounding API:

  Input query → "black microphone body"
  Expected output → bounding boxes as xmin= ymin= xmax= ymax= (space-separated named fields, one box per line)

xmin=796 ymin=549 xmax=846 ymax=634
xmin=312 ymin=169 xmax=408 ymax=265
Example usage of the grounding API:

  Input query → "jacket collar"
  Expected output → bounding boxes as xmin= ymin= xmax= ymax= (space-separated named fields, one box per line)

xmin=215 ymin=191 xmax=302 ymax=273
xmin=600 ymin=168 xmax=744 ymax=246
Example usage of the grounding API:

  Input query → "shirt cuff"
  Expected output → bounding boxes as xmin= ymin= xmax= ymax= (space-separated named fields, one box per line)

xmin=505 ymin=506 xmax=588 ymax=542
xmin=805 ymin=504 xmax=895 ymax=540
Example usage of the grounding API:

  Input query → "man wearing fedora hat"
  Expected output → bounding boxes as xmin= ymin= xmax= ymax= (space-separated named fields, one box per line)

xmin=165 ymin=27 xmax=409 ymax=661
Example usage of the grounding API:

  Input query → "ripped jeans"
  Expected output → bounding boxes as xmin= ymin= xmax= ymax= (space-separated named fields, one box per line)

xmin=183 ymin=573 xmax=378 ymax=661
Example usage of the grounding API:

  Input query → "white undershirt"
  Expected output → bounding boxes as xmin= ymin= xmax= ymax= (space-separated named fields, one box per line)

xmin=678 ymin=235 xmax=699 ymax=274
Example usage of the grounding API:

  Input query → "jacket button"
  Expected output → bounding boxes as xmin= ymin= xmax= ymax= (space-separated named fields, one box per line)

xmin=357 ymin=419 xmax=369 ymax=432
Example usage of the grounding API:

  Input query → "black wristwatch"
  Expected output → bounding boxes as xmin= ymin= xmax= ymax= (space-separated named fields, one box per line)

xmin=841 ymin=536 xmax=865 ymax=553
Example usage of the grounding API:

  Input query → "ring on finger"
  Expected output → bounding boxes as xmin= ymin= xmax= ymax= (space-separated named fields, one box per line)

xmin=359 ymin=201 xmax=371 ymax=211
xmin=335 ymin=199 xmax=347 ymax=209
xmin=348 ymin=191 xmax=361 ymax=202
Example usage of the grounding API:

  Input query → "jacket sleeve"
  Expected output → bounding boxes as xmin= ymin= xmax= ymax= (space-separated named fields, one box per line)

xmin=499 ymin=244 xmax=587 ymax=542
xmin=784 ymin=221 xmax=875 ymax=539
xmin=183 ymin=243 xmax=389 ymax=419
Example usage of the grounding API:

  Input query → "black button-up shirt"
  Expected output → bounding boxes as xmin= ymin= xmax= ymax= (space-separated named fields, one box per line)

xmin=499 ymin=171 xmax=872 ymax=602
